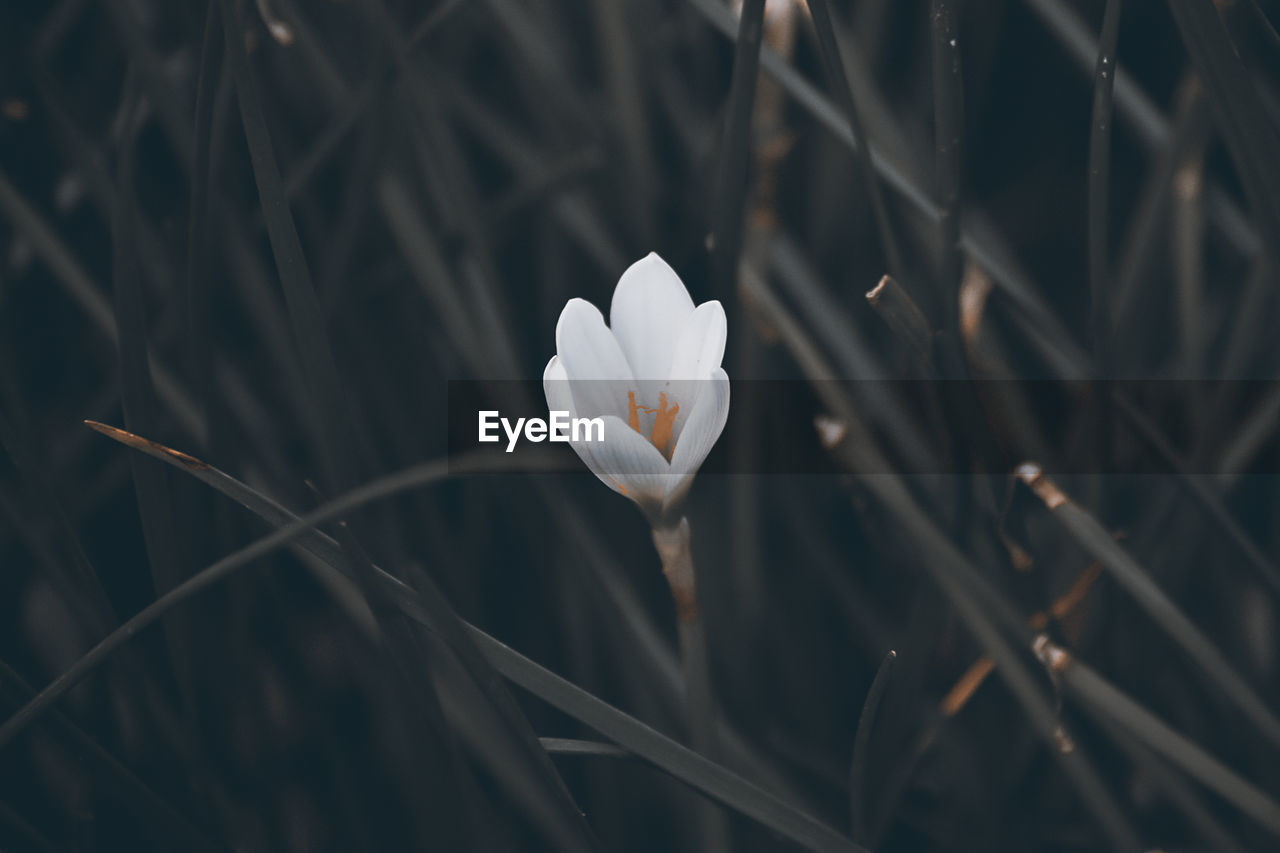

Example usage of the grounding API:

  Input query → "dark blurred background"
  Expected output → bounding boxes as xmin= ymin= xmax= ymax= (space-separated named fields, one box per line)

xmin=2 ymin=0 xmax=1280 ymax=850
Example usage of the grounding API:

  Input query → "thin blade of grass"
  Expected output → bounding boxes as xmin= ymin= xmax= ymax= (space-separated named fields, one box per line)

xmin=1112 ymin=80 xmax=1211 ymax=327
xmin=848 ymin=649 xmax=895 ymax=845
xmin=739 ymin=262 xmax=1144 ymax=852
xmin=709 ymin=0 xmax=767 ymax=294
xmin=1020 ymin=0 xmax=1258 ymax=256
xmin=2 ymin=426 xmax=866 ymax=853
xmin=0 ymin=171 xmax=201 ymax=437
xmin=930 ymin=0 xmax=964 ymax=341
xmin=866 ymin=275 xmax=932 ymax=361
xmin=1088 ymin=0 xmax=1122 ymax=375
xmin=78 ymin=422 xmax=601 ymax=851
xmin=1016 ymin=464 xmax=1280 ymax=750
xmin=218 ymin=0 xmax=360 ymax=492
xmin=111 ymin=75 xmax=200 ymax=733
xmin=1165 ymin=0 xmax=1280 ymax=258
xmin=804 ymin=0 xmax=904 ymax=282
xmin=1087 ymin=700 xmax=1246 ymax=853
xmin=472 ymin=626 xmax=871 ymax=853
xmin=184 ymin=0 xmax=221 ymax=441
xmin=1051 ymin=641 xmax=1280 ymax=836
xmin=539 ymin=738 xmax=631 ymax=758
xmin=1245 ymin=0 xmax=1280 ymax=51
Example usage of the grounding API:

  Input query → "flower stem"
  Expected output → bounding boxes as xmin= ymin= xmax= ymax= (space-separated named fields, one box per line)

xmin=651 ymin=518 xmax=729 ymax=850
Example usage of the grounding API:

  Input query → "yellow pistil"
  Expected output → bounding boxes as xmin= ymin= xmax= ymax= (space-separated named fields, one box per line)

xmin=627 ymin=390 xmax=679 ymax=458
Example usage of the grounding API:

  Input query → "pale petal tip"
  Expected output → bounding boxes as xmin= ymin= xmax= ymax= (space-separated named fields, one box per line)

xmin=542 ymin=354 xmax=561 ymax=379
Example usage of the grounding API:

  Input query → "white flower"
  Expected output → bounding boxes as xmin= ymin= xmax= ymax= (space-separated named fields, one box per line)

xmin=544 ymin=253 xmax=730 ymax=520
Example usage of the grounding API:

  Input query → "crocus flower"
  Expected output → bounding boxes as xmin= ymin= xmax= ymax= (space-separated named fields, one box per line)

xmin=544 ymin=253 xmax=729 ymax=520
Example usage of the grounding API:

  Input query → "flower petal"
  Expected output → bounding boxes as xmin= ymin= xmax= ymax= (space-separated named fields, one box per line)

xmin=668 ymin=300 xmax=727 ymax=380
xmin=543 ymin=355 xmax=576 ymax=417
xmin=573 ymin=415 xmax=672 ymax=512
xmin=547 ymin=359 xmax=669 ymax=507
xmin=663 ymin=368 xmax=730 ymax=513
xmin=609 ymin=253 xmax=695 ymax=379
xmin=665 ymin=300 xmax=727 ymax=444
xmin=555 ymin=298 xmax=633 ymax=420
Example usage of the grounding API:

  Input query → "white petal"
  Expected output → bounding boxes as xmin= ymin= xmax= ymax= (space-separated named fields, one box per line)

xmin=668 ymin=300 xmax=727 ymax=380
xmin=663 ymin=368 xmax=730 ymax=513
xmin=545 ymin=353 xmax=593 ymax=474
xmin=547 ymin=358 xmax=669 ymax=508
xmin=574 ymin=415 xmax=672 ymax=511
xmin=665 ymin=300 xmax=727 ymax=444
xmin=555 ymin=298 xmax=633 ymax=420
xmin=609 ymin=253 xmax=695 ymax=379
xmin=543 ymin=355 xmax=575 ymax=416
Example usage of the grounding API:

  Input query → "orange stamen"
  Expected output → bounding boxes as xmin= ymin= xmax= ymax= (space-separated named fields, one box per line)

xmin=626 ymin=389 xmax=681 ymax=458
xmin=650 ymin=393 xmax=679 ymax=456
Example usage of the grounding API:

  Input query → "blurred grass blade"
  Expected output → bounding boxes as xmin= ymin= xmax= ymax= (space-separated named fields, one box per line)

xmin=1055 ymin=644 xmax=1280 ymax=836
xmin=219 ymin=0 xmax=359 ymax=491
xmin=1113 ymin=81 xmax=1210 ymax=326
xmin=0 ymin=800 xmax=60 ymax=853
xmin=1087 ymin=0 xmax=1121 ymax=374
xmin=1245 ymin=0 xmax=1280 ymax=51
xmin=73 ymin=423 xmax=601 ymax=851
xmin=1087 ymin=699 xmax=1246 ymax=853
xmin=740 ymin=263 xmax=1144 ymax=852
xmin=709 ymin=0 xmax=766 ymax=294
xmin=805 ymin=0 xmax=904 ymax=282
xmin=539 ymin=738 xmax=630 ymax=758
xmin=470 ymin=626 xmax=870 ymax=853
xmin=1165 ymin=0 xmax=1280 ymax=261
xmin=1020 ymin=0 xmax=1258 ymax=256
xmin=0 ymin=171 xmax=201 ymax=437
xmin=849 ymin=648 xmax=895 ymax=844
xmin=1017 ymin=464 xmax=1280 ymax=750
xmin=0 ymin=411 xmax=119 ymax=629
xmin=929 ymin=0 xmax=963 ymax=339
xmin=0 ymin=660 xmax=223 ymax=853
xmin=686 ymin=0 xmax=1084 ymax=369
xmin=184 ymin=0 xmax=222 ymax=439
xmin=2 ymin=424 xmax=866 ymax=853
xmin=111 ymin=75 xmax=199 ymax=727
xmin=866 ymin=275 xmax=931 ymax=361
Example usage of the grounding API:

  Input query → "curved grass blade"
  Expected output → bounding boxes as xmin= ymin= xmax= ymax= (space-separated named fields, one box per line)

xmin=849 ymin=649 xmax=895 ymax=844
xmin=471 ymin=627 xmax=869 ymax=853
xmin=1016 ymin=464 xmax=1280 ymax=751
xmin=2 ymin=425 xmax=868 ymax=853
xmin=1046 ymin=638 xmax=1280 ymax=836
xmin=77 ymin=424 xmax=600 ymax=851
